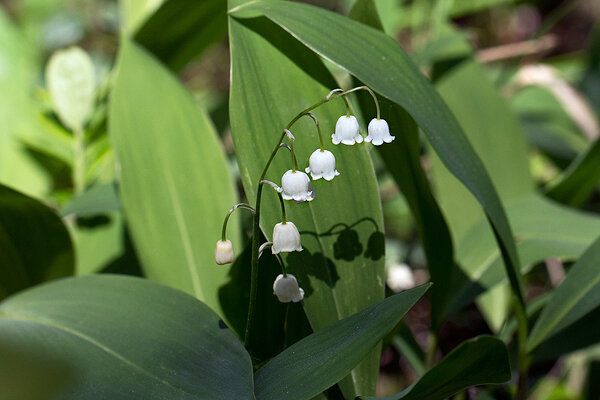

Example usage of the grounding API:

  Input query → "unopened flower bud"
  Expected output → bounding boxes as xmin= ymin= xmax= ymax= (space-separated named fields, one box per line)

xmin=332 ymin=115 xmax=363 ymax=145
xmin=281 ymin=170 xmax=315 ymax=202
xmin=366 ymin=118 xmax=395 ymax=146
xmin=305 ymin=149 xmax=340 ymax=181
xmin=272 ymin=222 xmax=303 ymax=254
xmin=273 ymin=274 xmax=305 ymax=303
xmin=214 ymin=239 xmax=234 ymax=265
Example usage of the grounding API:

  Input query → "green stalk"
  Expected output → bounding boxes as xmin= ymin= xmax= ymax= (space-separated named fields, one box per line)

xmin=72 ymin=126 xmax=86 ymax=195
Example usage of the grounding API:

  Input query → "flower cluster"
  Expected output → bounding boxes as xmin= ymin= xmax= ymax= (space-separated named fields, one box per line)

xmin=215 ymin=86 xmax=393 ymax=305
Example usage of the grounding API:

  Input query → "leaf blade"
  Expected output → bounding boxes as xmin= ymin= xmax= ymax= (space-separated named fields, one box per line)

xmin=108 ymin=38 xmax=239 ymax=316
xmin=254 ymin=284 xmax=430 ymax=400
xmin=0 ymin=275 xmax=254 ymax=399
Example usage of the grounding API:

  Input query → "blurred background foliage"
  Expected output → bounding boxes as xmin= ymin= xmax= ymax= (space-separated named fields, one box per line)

xmin=0 ymin=0 xmax=599 ymax=398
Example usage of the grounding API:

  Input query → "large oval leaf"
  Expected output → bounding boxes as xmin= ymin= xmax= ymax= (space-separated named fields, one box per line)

xmin=0 ymin=275 xmax=254 ymax=399
xmin=0 ymin=184 xmax=73 ymax=299
xmin=230 ymin=0 xmax=525 ymax=307
xmin=108 ymin=38 xmax=239 ymax=316
xmin=228 ymin=1 xmax=385 ymax=396
xmin=254 ymin=284 xmax=430 ymax=400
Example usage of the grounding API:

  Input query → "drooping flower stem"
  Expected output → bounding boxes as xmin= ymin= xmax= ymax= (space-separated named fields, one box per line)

xmin=278 ymin=192 xmax=287 ymax=224
xmin=339 ymin=86 xmax=381 ymax=120
xmin=306 ymin=113 xmax=325 ymax=151
xmin=221 ymin=203 xmax=255 ymax=241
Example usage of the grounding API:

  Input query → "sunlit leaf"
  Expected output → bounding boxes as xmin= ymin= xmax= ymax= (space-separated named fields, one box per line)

xmin=228 ymin=1 xmax=386 ymax=395
xmin=108 ymin=38 xmax=239 ymax=317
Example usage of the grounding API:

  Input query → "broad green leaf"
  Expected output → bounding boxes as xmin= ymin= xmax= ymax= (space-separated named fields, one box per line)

xmin=427 ymin=56 xmax=533 ymax=329
xmin=448 ymin=195 xmax=600 ymax=315
xmin=228 ymin=2 xmax=385 ymax=397
xmin=108 ymin=38 xmax=239 ymax=317
xmin=0 ymin=184 xmax=73 ymax=300
xmin=61 ymin=182 xmax=120 ymax=217
xmin=254 ymin=284 xmax=430 ymax=400
xmin=349 ymin=1 xmax=456 ymax=330
xmin=528 ymin=236 xmax=600 ymax=351
xmin=429 ymin=58 xmax=533 ymax=243
xmin=361 ymin=336 xmax=510 ymax=400
xmin=231 ymin=0 xmax=524 ymax=308
xmin=46 ymin=46 xmax=96 ymax=132
xmin=134 ymin=0 xmax=227 ymax=71
xmin=545 ymin=137 xmax=600 ymax=207
xmin=0 ymin=275 xmax=254 ymax=399
xmin=0 ymin=9 xmax=50 ymax=198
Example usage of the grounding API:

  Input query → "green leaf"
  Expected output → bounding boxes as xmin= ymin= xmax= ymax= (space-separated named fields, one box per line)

xmin=228 ymin=3 xmax=385 ymax=397
xmin=0 ymin=184 xmax=74 ymax=300
xmin=528 ymin=236 xmax=600 ymax=351
xmin=349 ymin=0 xmax=457 ymax=330
xmin=361 ymin=336 xmax=511 ymax=400
xmin=545 ymin=137 xmax=600 ymax=207
xmin=426 ymin=56 xmax=533 ymax=329
xmin=230 ymin=0 xmax=524 ymax=308
xmin=61 ymin=182 xmax=120 ymax=217
xmin=448 ymin=195 xmax=600 ymax=315
xmin=108 ymin=38 xmax=239 ymax=317
xmin=0 ymin=275 xmax=254 ymax=399
xmin=429 ymin=58 xmax=533 ymax=243
xmin=0 ymin=9 xmax=51 ymax=198
xmin=134 ymin=0 xmax=227 ymax=71
xmin=254 ymin=284 xmax=430 ymax=400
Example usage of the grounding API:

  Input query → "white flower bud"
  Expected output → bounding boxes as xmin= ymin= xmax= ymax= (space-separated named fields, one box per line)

xmin=273 ymin=274 xmax=305 ymax=303
xmin=386 ymin=263 xmax=415 ymax=292
xmin=281 ymin=170 xmax=315 ymax=202
xmin=366 ymin=118 xmax=395 ymax=146
xmin=305 ymin=149 xmax=340 ymax=181
xmin=332 ymin=115 xmax=363 ymax=145
xmin=214 ymin=239 xmax=234 ymax=265
xmin=46 ymin=46 xmax=96 ymax=131
xmin=272 ymin=222 xmax=303 ymax=254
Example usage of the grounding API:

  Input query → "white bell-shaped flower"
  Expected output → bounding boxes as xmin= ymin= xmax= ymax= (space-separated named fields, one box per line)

xmin=386 ymin=263 xmax=415 ymax=292
xmin=273 ymin=274 xmax=305 ymax=303
xmin=366 ymin=118 xmax=395 ymax=145
xmin=214 ymin=239 xmax=234 ymax=265
xmin=281 ymin=170 xmax=315 ymax=202
xmin=332 ymin=115 xmax=363 ymax=145
xmin=272 ymin=222 xmax=303 ymax=254
xmin=305 ymin=149 xmax=340 ymax=181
